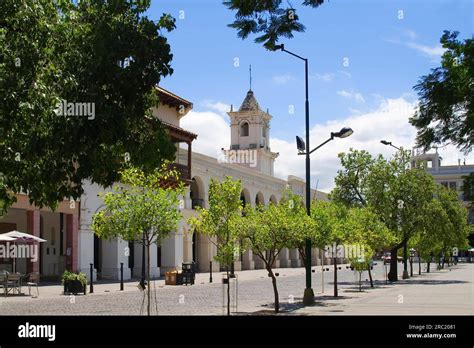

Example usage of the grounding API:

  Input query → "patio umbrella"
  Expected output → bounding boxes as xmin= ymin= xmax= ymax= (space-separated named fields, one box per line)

xmin=2 ymin=230 xmax=46 ymax=242
xmin=1 ymin=230 xmax=46 ymax=273
xmin=0 ymin=235 xmax=16 ymax=242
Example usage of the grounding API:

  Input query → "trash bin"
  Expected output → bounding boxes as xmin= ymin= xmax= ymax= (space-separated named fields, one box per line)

xmin=182 ymin=262 xmax=196 ymax=285
xmin=165 ymin=271 xmax=177 ymax=285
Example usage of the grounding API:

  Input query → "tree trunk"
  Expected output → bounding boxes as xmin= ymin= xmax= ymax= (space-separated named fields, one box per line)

xmin=146 ymin=243 xmax=151 ymax=316
xmin=359 ymin=272 xmax=362 ymax=292
xmin=226 ymin=267 xmax=230 ymax=316
xmin=333 ymin=257 xmax=338 ymax=297
xmin=427 ymin=261 xmax=431 ymax=273
xmin=267 ymin=266 xmax=279 ymax=313
xmin=388 ymin=247 xmax=399 ymax=281
xmin=367 ymin=264 xmax=374 ymax=288
xmin=410 ymin=259 xmax=413 ymax=277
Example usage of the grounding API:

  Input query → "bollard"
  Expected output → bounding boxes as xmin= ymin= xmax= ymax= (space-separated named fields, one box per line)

xmin=89 ymin=263 xmax=94 ymax=294
xmin=120 ymin=262 xmax=124 ymax=291
xmin=209 ymin=261 xmax=213 ymax=283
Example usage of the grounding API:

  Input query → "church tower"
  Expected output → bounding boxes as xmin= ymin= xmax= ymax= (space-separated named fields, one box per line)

xmin=227 ymin=89 xmax=279 ymax=176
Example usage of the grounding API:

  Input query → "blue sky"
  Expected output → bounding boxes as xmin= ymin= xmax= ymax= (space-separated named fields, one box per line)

xmin=147 ymin=0 xmax=473 ymax=191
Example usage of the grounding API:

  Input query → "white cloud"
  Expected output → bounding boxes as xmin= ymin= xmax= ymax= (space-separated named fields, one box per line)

xmin=272 ymin=74 xmax=294 ymax=85
xmin=405 ymin=42 xmax=445 ymax=58
xmin=201 ymin=100 xmax=231 ymax=115
xmin=270 ymin=97 xmax=474 ymax=192
xmin=338 ymin=70 xmax=352 ymax=79
xmin=311 ymin=73 xmax=335 ymax=82
xmin=384 ymin=31 xmax=446 ymax=59
xmin=181 ymin=97 xmax=474 ymax=194
xmin=337 ymin=89 xmax=365 ymax=103
xmin=180 ymin=110 xmax=230 ymax=157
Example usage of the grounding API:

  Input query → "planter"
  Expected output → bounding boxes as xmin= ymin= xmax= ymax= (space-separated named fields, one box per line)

xmin=64 ymin=279 xmax=86 ymax=295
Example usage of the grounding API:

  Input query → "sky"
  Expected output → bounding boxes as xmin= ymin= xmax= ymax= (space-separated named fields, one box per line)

xmin=147 ymin=0 xmax=473 ymax=192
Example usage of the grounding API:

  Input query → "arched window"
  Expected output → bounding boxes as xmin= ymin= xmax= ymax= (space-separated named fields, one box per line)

xmin=240 ymin=121 xmax=249 ymax=137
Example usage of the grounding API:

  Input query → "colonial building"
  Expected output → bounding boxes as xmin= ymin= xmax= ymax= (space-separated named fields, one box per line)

xmin=0 ymin=87 xmax=329 ymax=280
xmin=412 ymin=152 xmax=474 ymax=246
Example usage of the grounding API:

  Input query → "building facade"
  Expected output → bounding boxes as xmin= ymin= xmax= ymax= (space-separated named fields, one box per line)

xmin=412 ymin=152 xmax=474 ymax=246
xmin=1 ymin=87 xmax=330 ymax=280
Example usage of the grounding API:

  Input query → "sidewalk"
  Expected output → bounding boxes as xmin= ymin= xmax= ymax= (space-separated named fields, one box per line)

xmin=292 ymin=263 xmax=474 ymax=315
xmin=0 ymin=265 xmax=333 ymax=302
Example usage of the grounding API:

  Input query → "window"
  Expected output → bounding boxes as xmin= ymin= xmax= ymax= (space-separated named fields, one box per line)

xmin=449 ymin=182 xmax=457 ymax=190
xmin=240 ymin=121 xmax=249 ymax=137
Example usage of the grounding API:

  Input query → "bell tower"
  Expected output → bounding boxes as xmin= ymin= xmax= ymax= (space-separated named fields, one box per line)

xmin=227 ymin=89 xmax=279 ymax=176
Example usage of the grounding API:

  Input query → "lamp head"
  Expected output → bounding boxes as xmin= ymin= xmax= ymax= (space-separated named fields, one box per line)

xmin=273 ymin=44 xmax=285 ymax=51
xmin=380 ymin=140 xmax=391 ymax=146
xmin=333 ymin=127 xmax=353 ymax=139
xmin=296 ymin=136 xmax=306 ymax=153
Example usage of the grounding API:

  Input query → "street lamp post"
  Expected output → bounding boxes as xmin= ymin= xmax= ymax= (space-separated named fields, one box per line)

xmin=380 ymin=140 xmax=410 ymax=280
xmin=275 ymin=44 xmax=353 ymax=305
xmin=274 ymin=44 xmax=313 ymax=305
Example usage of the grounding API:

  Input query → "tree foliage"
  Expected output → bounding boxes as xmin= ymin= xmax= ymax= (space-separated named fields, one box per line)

xmin=238 ymin=189 xmax=314 ymax=313
xmin=224 ymin=0 xmax=326 ymax=50
xmin=92 ymin=164 xmax=184 ymax=315
xmin=0 ymin=0 xmax=176 ymax=210
xmin=188 ymin=176 xmax=242 ymax=315
xmin=409 ymin=31 xmax=473 ymax=153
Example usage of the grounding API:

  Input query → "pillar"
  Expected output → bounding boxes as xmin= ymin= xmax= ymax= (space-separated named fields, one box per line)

xmin=26 ymin=210 xmax=40 ymax=273
xmin=66 ymin=213 xmax=78 ymax=272
xmin=279 ymin=248 xmax=291 ymax=268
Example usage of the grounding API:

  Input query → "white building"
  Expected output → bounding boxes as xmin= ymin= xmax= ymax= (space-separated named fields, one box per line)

xmin=0 ymin=87 xmax=329 ymax=280
xmin=412 ymin=152 xmax=474 ymax=247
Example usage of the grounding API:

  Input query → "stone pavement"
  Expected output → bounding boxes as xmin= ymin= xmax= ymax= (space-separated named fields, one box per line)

xmin=294 ymin=263 xmax=474 ymax=315
xmin=0 ymin=262 xmax=471 ymax=315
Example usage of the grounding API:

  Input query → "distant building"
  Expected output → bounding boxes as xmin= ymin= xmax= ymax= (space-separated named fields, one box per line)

xmin=411 ymin=152 xmax=474 ymax=247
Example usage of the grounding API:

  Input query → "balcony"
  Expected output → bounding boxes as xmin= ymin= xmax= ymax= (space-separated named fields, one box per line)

xmin=168 ymin=162 xmax=191 ymax=183
xmin=162 ymin=121 xmax=197 ymax=185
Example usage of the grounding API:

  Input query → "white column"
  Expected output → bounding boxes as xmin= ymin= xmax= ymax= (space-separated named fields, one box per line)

xmin=289 ymin=248 xmax=301 ymax=267
xmin=279 ymin=248 xmax=291 ymax=268
xmin=242 ymin=250 xmax=255 ymax=270
xmin=133 ymin=240 xmax=159 ymax=278
xmin=160 ymin=223 xmax=184 ymax=274
xmin=78 ymin=229 xmax=95 ymax=280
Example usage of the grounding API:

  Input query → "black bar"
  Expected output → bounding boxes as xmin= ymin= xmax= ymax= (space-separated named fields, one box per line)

xmin=89 ymin=263 xmax=93 ymax=294
xmin=209 ymin=261 xmax=213 ymax=283
xmin=120 ymin=262 xmax=124 ymax=291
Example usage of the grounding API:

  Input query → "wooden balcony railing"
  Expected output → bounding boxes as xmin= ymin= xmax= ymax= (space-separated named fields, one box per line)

xmin=168 ymin=162 xmax=191 ymax=182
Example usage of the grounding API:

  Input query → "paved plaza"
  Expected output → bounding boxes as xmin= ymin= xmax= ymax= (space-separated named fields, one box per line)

xmin=0 ymin=263 xmax=472 ymax=315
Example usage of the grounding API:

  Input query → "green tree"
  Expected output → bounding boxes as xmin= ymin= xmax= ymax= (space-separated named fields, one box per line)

xmin=332 ymin=149 xmax=437 ymax=282
xmin=239 ymin=191 xmax=314 ymax=313
xmin=0 ymin=0 xmax=176 ymax=209
xmin=224 ymin=0 xmax=326 ymax=50
xmin=92 ymin=165 xmax=184 ymax=316
xmin=282 ymin=191 xmax=316 ymax=268
xmin=410 ymin=31 xmax=473 ymax=153
xmin=343 ymin=207 xmax=394 ymax=288
xmin=311 ymin=200 xmax=348 ymax=297
xmin=188 ymin=177 xmax=242 ymax=316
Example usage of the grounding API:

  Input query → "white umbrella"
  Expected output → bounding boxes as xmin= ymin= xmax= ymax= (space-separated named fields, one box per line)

xmin=1 ymin=230 xmax=46 ymax=273
xmin=0 ymin=235 xmax=16 ymax=242
xmin=2 ymin=230 xmax=46 ymax=242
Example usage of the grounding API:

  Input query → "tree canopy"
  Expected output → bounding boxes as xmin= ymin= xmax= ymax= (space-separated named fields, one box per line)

xmin=224 ymin=0 xmax=326 ymax=50
xmin=410 ymin=31 xmax=473 ymax=153
xmin=0 ymin=0 xmax=177 ymax=210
